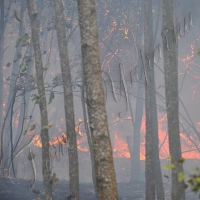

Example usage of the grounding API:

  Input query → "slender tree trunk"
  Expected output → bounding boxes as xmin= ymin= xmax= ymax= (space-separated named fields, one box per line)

xmin=162 ymin=0 xmax=185 ymax=199
xmin=0 ymin=0 xmax=4 ymax=131
xmin=14 ymin=44 xmax=34 ymax=152
xmin=130 ymin=0 xmax=144 ymax=182
xmin=77 ymin=0 xmax=118 ymax=199
xmin=0 ymin=1 xmax=4 ymax=170
xmin=27 ymin=1 xmax=53 ymax=199
xmin=144 ymin=0 xmax=165 ymax=199
xmin=13 ymin=45 xmax=34 ymax=176
xmin=53 ymin=0 xmax=79 ymax=199
xmin=131 ymin=78 xmax=144 ymax=182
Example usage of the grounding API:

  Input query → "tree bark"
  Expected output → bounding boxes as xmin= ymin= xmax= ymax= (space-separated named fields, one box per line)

xmin=144 ymin=0 xmax=165 ymax=199
xmin=53 ymin=0 xmax=79 ymax=199
xmin=0 ymin=0 xmax=4 ymax=132
xmin=27 ymin=0 xmax=53 ymax=199
xmin=130 ymin=0 xmax=144 ymax=183
xmin=162 ymin=0 xmax=185 ymax=199
xmin=0 ymin=0 xmax=4 ymax=170
xmin=81 ymin=69 xmax=97 ymax=193
xmin=77 ymin=0 xmax=118 ymax=199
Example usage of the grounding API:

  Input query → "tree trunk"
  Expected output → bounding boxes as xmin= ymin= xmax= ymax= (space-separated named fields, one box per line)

xmin=13 ymin=44 xmax=34 ymax=177
xmin=0 ymin=0 xmax=4 ymax=170
xmin=131 ymin=78 xmax=144 ymax=182
xmin=0 ymin=0 xmax=4 ymax=133
xmin=81 ymin=70 xmax=97 ymax=193
xmin=130 ymin=0 xmax=144 ymax=183
xmin=27 ymin=0 xmax=53 ymax=199
xmin=144 ymin=0 xmax=165 ymax=199
xmin=53 ymin=0 xmax=79 ymax=199
xmin=77 ymin=0 xmax=118 ymax=199
xmin=162 ymin=0 xmax=185 ymax=199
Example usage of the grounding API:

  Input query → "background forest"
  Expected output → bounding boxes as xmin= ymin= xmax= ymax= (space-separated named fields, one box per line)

xmin=0 ymin=0 xmax=200 ymax=199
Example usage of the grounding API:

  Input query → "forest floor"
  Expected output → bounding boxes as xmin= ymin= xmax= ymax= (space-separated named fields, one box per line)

xmin=0 ymin=177 xmax=198 ymax=200
xmin=0 ymin=158 xmax=199 ymax=199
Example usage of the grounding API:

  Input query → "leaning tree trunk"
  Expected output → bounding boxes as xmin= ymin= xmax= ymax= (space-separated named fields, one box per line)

xmin=27 ymin=0 xmax=53 ymax=199
xmin=53 ymin=0 xmax=79 ymax=199
xmin=77 ymin=0 xmax=118 ymax=199
xmin=144 ymin=0 xmax=165 ymax=199
xmin=162 ymin=0 xmax=185 ymax=200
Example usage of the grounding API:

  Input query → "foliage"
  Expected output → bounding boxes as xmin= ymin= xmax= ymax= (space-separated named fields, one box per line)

xmin=14 ymin=10 xmax=21 ymax=22
xmin=181 ymin=167 xmax=200 ymax=198
xmin=165 ymin=159 xmax=200 ymax=198
xmin=27 ymin=151 xmax=36 ymax=161
xmin=31 ymin=12 xmax=38 ymax=19
xmin=50 ymin=173 xmax=59 ymax=186
xmin=21 ymin=64 xmax=27 ymax=72
xmin=29 ymin=124 xmax=36 ymax=131
xmin=23 ymin=124 xmax=30 ymax=135
xmin=15 ymin=33 xmax=30 ymax=47
xmin=48 ymin=91 xmax=54 ymax=104
xmin=43 ymin=62 xmax=50 ymax=71
xmin=42 ymin=123 xmax=52 ymax=130
xmin=23 ymin=124 xmax=36 ymax=134
xmin=197 ymin=48 xmax=200 ymax=56
xmin=52 ymin=73 xmax=62 ymax=86
xmin=164 ymin=163 xmax=175 ymax=170
xmin=31 ymin=94 xmax=45 ymax=104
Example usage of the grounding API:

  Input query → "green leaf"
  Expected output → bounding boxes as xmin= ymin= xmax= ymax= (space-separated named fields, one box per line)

xmin=42 ymin=124 xmax=52 ymax=130
xmin=164 ymin=163 xmax=175 ymax=170
xmin=23 ymin=124 xmax=30 ymax=134
xmin=183 ymin=183 xmax=188 ymax=189
xmin=195 ymin=177 xmax=200 ymax=183
xmin=27 ymin=151 xmax=35 ymax=161
xmin=21 ymin=64 xmax=27 ymax=72
xmin=178 ymin=172 xmax=185 ymax=182
xmin=14 ymin=10 xmax=21 ymax=22
xmin=15 ymin=37 xmax=21 ymax=47
xmin=21 ymin=33 xmax=29 ymax=42
xmin=167 ymin=155 xmax=172 ymax=159
xmin=29 ymin=124 xmax=36 ymax=131
xmin=31 ymin=12 xmax=38 ymax=18
xmin=197 ymin=48 xmax=200 ymax=56
xmin=194 ymin=168 xmax=200 ymax=173
xmin=188 ymin=178 xmax=194 ymax=185
xmin=51 ymin=173 xmax=59 ymax=187
xmin=43 ymin=62 xmax=50 ymax=71
xmin=16 ymin=34 xmax=29 ymax=48
xmin=48 ymin=91 xmax=54 ymax=104
xmin=35 ymin=94 xmax=44 ymax=104
xmin=178 ymin=158 xmax=185 ymax=163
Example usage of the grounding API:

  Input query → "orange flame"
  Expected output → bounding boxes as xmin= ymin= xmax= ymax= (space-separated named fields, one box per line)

xmin=30 ymin=115 xmax=200 ymax=160
xmin=113 ymin=131 xmax=130 ymax=158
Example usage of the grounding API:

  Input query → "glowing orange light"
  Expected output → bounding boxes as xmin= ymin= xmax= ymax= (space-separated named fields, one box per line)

xmin=124 ymin=28 xmax=129 ymax=39
xmin=113 ymin=131 xmax=130 ymax=158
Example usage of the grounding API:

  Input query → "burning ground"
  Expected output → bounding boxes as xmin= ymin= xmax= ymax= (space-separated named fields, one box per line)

xmin=1 ymin=111 xmax=200 ymax=199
